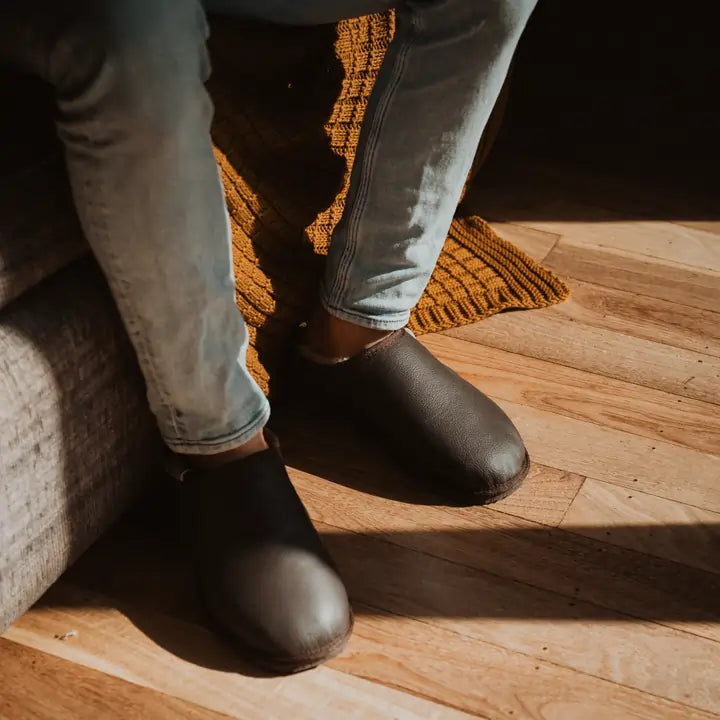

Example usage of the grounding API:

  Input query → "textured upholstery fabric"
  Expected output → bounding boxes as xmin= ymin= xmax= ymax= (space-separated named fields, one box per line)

xmin=0 ymin=259 xmax=157 ymax=632
xmin=0 ymin=66 xmax=87 ymax=312
xmin=0 ymin=157 xmax=86 ymax=312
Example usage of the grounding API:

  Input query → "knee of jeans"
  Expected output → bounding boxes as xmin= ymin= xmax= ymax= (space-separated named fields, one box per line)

xmin=482 ymin=0 xmax=537 ymax=35
xmin=415 ymin=0 xmax=535 ymax=44
xmin=52 ymin=0 xmax=211 ymax=138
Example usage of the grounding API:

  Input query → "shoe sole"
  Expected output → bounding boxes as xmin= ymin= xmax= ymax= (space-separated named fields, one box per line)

xmin=464 ymin=451 xmax=531 ymax=507
xmin=230 ymin=610 xmax=355 ymax=675
xmin=200 ymin=585 xmax=355 ymax=676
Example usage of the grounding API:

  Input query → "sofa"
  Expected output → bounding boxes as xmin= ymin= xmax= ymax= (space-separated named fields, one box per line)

xmin=0 ymin=71 xmax=159 ymax=632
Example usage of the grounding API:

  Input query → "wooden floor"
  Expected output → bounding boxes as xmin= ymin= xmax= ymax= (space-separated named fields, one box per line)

xmin=2 ymin=157 xmax=719 ymax=720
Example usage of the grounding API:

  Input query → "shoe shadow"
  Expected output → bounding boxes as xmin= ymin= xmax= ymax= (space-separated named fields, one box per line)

xmin=270 ymin=404 xmax=454 ymax=506
xmin=42 ymin=495 xmax=720 ymax=679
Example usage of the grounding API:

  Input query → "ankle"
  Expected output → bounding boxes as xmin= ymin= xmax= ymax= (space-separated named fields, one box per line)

xmin=182 ymin=429 xmax=269 ymax=470
xmin=305 ymin=307 xmax=392 ymax=360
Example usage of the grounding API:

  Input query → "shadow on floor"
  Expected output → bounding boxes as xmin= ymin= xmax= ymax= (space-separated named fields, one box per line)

xmin=34 ymin=410 xmax=720 ymax=678
xmin=37 ymin=517 xmax=720 ymax=677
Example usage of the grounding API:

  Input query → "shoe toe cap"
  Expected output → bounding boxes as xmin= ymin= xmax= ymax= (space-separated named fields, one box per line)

xmin=206 ymin=545 xmax=352 ymax=672
xmin=475 ymin=431 xmax=529 ymax=496
xmin=259 ymin=548 xmax=352 ymax=664
xmin=449 ymin=421 xmax=529 ymax=503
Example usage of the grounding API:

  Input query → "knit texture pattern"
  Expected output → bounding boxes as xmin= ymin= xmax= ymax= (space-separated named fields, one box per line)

xmin=209 ymin=12 xmax=569 ymax=395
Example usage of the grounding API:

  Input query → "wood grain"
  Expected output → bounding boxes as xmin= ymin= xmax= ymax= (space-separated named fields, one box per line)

xmin=4 ymin=157 xmax=720 ymax=720
xmin=4 ymin=589 xmax=469 ymax=720
xmin=487 ymin=221 xmax=560 ymax=262
xmin=548 ymin=279 xmax=720 ymax=357
xmin=676 ymin=220 xmax=720 ymax=236
xmin=315 ymin=520 xmax=720 ymax=714
xmin=423 ymin=333 xmax=720 ymax=456
xmin=467 ymin=172 xmax=720 ymax=273
xmin=561 ymin=479 xmax=720 ymax=575
xmin=446 ymin=310 xmax=720 ymax=406
xmin=489 ymin=462 xmax=585 ymax=526
xmin=344 ymin=608 xmax=720 ymax=720
xmin=0 ymin=637 xmax=231 ymax=720
xmin=544 ymin=241 xmax=720 ymax=313
xmin=24 ymin=481 xmax=720 ymax=715
xmin=521 ymin=219 xmax=720 ymax=273
xmin=63 ymin=484 xmax=720 ymax=646
xmin=283 ymin=466 xmax=720 ymax=638
xmin=10 ymin=583 xmax=718 ymax=720
xmin=499 ymin=399 xmax=720 ymax=513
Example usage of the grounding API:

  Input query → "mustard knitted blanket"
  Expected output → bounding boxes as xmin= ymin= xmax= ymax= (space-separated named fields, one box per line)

xmin=208 ymin=12 xmax=569 ymax=394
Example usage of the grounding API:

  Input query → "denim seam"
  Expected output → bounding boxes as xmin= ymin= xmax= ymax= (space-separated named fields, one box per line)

xmin=325 ymin=7 xmax=421 ymax=311
xmin=327 ymin=16 xmax=416 ymax=302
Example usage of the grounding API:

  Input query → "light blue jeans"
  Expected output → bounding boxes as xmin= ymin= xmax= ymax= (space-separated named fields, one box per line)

xmin=1 ymin=0 xmax=536 ymax=455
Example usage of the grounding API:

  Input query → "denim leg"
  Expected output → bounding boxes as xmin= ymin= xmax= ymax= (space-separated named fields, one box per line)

xmin=322 ymin=0 xmax=538 ymax=330
xmin=3 ymin=0 xmax=269 ymax=454
xmin=204 ymin=0 xmax=398 ymax=25
xmin=1 ymin=0 xmax=534 ymax=453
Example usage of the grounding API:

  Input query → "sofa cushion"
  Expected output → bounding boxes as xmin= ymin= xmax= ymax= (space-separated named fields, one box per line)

xmin=0 ymin=157 xmax=87 ymax=312
xmin=0 ymin=68 xmax=87 ymax=311
xmin=0 ymin=259 xmax=157 ymax=632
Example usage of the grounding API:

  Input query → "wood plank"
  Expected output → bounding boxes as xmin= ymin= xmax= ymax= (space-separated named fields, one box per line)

xmin=499 ymin=159 xmax=720 ymax=242
xmin=275 ymin=398 xmax=584 ymax=527
xmin=544 ymin=241 xmax=720 ymax=313
xmin=66 ymin=482 xmax=720 ymax=647
xmin=287 ymin=463 xmax=720 ymax=638
xmin=549 ymin=279 xmax=720 ymax=357
xmin=36 ymin=484 xmax=720 ymax=709
xmin=84 ymin=499 xmax=720 ymax=706
xmin=4 ymin=589 xmax=469 ymax=720
xmin=316 ymin=520 xmax=720 ymax=715
xmin=489 ymin=462 xmax=585 ymax=526
xmin=530 ymin=219 xmax=720 ymax=273
xmin=345 ymin=608 xmax=720 ymax=720
xmin=0 ymin=637 xmax=230 ymax=720
xmin=498 ymin=399 xmax=720 ymax=513
xmin=9 ymin=583 xmax=717 ymax=720
xmin=487 ymin=221 xmax=559 ymax=262
xmin=445 ymin=311 xmax=720 ymax=406
xmin=469 ymin=171 xmax=720 ymax=273
xmin=676 ymin=221 xmax=720 ymax=237
xmin=422 ymin=333 xmax=720 ymax=456
xmin=561 ymin=479 xmax=720 ymax=575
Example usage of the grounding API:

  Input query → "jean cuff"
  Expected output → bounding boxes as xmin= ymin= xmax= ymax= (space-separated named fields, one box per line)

xmin=162 ymin=402 xmax=271 ymax=457
xmin=321 ymin=299 xmax=410 ymax=331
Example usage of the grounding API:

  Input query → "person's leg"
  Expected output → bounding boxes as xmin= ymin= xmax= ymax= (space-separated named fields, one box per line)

xmin=315 ymin=0 xmax=538 ymax=356
xmin=195 ymin=0 xmax=535 ymax=500
xmin=204 ymin=0 xmax=397 ymax=25
xmin=0 ymin=0 xmax=350 ymax=672
xmin=295 ymin=0 xmax=537 ymax=502
xmin=199 ymin=0 xmax=535 ymax=360
xmin=1 ymin=0 xmax=269 ymax=461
